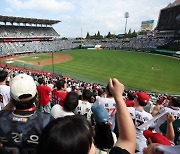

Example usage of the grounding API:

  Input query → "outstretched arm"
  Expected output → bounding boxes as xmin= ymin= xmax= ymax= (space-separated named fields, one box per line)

xmin=166 ymin=114 xmax=175 ymax=142
xmin=109 ymin=78 xmax=136 ymax=154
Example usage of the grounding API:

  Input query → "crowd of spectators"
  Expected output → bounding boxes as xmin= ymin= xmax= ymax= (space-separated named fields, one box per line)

xmin=0 ymin=37 xmax=171 ymax=56
xmin=0 ymin=40 xmax=80 ymax=55
xmin=0 ymin=25 xmax=172 ymax=56
xmin=83 ymin=38 xmax=171 ymax=51
xmin=0 ymin=64 xmax=179 ymax=154
xmin=0 ymin=25 xmax=59 ymax=38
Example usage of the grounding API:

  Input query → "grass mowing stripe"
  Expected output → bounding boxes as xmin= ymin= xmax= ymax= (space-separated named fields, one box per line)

xmin=34 ymin=50 xmax=180 ymax=94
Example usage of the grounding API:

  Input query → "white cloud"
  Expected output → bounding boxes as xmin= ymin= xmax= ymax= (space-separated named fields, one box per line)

xmin=6 ymin=0 xmax=74 ymax=12
xmin=75 ymin=0 xmax=173 ymax=36
xmin=3 ymin=0 xmax=175 ymax=37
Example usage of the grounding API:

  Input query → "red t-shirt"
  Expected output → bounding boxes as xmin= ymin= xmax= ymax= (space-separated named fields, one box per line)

xmin=125 ymin=99 xmax=134 ymax=107
xmin=52 ymin=89 xmax=67 ymax=107
xmin=37 ymin=85 xmax=51 ymax=106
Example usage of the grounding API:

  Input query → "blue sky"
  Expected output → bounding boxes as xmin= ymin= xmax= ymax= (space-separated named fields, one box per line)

xmin=0 ymin=0 xmax=175 ymax=38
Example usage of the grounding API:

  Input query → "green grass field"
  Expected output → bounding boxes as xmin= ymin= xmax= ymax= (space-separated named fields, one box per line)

xmin=17 ymin=49 xmax=180 ymax=94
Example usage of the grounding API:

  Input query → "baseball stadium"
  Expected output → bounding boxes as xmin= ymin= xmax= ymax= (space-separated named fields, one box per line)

xmin=0 ymin=1 xmax=180 ymax=95
xmin=0 ymin=0 xmax=180 ymax=153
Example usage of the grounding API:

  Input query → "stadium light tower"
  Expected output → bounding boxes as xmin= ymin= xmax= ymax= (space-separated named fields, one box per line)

xmin=124 ymin=12 xmax=129 ymax=34
xmin=81 ymin=27 xmax=83 ymax=47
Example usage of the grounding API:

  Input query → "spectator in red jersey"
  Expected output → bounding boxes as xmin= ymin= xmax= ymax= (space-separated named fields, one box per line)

xmin=37 ymin=77 xmax=51 ymax=113
xmin=125 ymin=92 xmax=135 ymax=107
xmin=51 ymin=79 xmax=67 ymax=107
xmin=156 ymin=96 xmax=168 ymax=106
xmin=37 ymin=78 xmax=136 ymax=154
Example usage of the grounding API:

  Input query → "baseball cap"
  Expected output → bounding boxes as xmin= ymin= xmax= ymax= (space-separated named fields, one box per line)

xmin=10 ymin=74 xmax=37 ymax=101
xmin=91 ymin=104 xmax=108 ymax=123
xmin=136 ymin=91 xmax=150 ymax=104
xmin=98 ymin=88 xmax=105 ymax=96
xmin=143 ymin=130 xmax=171 ymax=146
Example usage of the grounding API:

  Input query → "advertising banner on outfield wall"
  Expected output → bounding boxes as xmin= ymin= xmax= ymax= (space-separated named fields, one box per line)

xmin=141 ymin=20 xmax=154 ymax=31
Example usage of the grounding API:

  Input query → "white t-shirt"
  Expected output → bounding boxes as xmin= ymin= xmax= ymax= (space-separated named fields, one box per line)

xmin=155 ymin=106 xmax=180 ymax=132
xmin=47 ymin=83 xmax=54 ymax=90
xmin=0 ymin=85 xmax=10 ymax=110
xmin=128 ymin=107 xmax=153 ymax=152
xmin=51 ymin=104 xmax=74 ymax=119
xmin=74 ymin=100 xmax=92 ymax=122
xmin=94 ymin=97 xmax=116 ymax=131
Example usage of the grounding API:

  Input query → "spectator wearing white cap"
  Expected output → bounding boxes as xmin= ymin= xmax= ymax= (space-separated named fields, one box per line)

xmin=0 ymin=74 xmax=53 ymax=151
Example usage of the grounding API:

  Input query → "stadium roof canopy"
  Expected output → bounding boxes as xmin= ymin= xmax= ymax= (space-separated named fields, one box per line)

xmin=163 ymin=0 xmax=180 ymax=9
xmin=0 ymin=15 xmax=61 ymax=25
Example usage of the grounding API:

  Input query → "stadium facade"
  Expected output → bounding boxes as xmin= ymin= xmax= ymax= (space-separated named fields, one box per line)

xmin=0 ymin=15 xmax=80 ymax=56
xmin=156 ymin=0 xmax=180 ymax=38
xmin=0 ymin=1 xmax=179 ymax=58
xmin=155 ymin=0 xmax=180 ymax=51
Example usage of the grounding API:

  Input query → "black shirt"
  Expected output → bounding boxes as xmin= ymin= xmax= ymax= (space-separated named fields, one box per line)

xmin=110 ymin=146 xmax=130 ymax=154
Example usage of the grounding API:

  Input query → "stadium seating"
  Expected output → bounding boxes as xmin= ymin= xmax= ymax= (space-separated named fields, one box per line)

xmin=0 ymin=25 xmax=59 ymax=37
xmin=0 ymin=40 xmax=80 ymax=55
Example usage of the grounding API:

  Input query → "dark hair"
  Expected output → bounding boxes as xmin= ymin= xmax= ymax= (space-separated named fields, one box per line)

xmin=98 ymin=88 xmax=105 ymax=96
xmin=38 ymin=78 xmax=44 ymax=85
xmin=138 ymin=101 xmax=147 ymax=107
xmin=89 ymin=95 xmax=96 ymax=103
xmin=37 ymin=115 xmax=94 ymax=154
xmin=56 ymin=79 xmax=66 ymax=90
xmin=106 ymin=84 xmax=113 ymax=97
xmin=0 ymin=70 xmax=8 ymax=82
xmin=12 ymin=94 xmax=37 ymax=110
xmin=71 ymin=86 xmax=76 ymax=91
xmin=172 ymin=97 xmax=180 ymax=107
xmin=94 ymin=123 xmax=114 ymax=150
xmin=127 ymin=92 xmax=134 ymax=100
xmin=82 ymin=89 xmax=93 ymax=101
xmin=63 ymin=92 xmax=79 ymax=112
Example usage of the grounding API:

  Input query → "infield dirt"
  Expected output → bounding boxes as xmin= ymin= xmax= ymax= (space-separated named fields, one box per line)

xmin=10 ymin=53 xmax=72 ymax=66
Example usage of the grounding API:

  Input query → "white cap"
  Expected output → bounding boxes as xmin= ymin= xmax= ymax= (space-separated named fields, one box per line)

xmin=10 ymin=74 xmax=37 ymax=101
